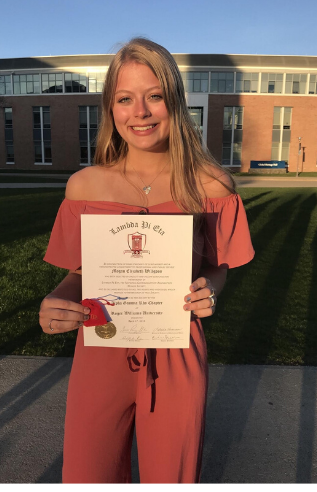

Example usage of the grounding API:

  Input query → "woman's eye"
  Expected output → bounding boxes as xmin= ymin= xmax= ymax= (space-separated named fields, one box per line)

xmin=118 ymin=97 xmax=130 ymax=103
xmin=150 ymin=94 xmax=162 ymax=100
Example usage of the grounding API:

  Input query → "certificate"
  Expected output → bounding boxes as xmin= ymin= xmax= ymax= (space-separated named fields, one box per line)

xmin=81 ymin=214 xmax=193 ymax=348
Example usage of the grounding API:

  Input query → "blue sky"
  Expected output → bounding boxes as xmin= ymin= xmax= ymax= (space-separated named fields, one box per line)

xmin=1 ymin=0 xmax=317 ymax=58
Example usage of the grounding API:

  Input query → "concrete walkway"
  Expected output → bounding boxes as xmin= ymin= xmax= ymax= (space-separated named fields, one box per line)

xmin=0 ymin=355 xmax=316 ymax=483
xmin=235 ymin=176 xmax=317 ymax=188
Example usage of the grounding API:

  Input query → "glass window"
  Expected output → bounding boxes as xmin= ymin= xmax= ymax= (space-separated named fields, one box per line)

xmin=188 ymin=107 xmax=203 ymax=140
xmin=4 ymin=107 xmax=13 ymax=128
xmin=88 ymin=72 xmax=106 ymax=93
xmin=285 ymin=74 xmax=307 ymax=94
xmin=236 ymin=73 xmax=258 ymax=93
xmin=33 ymin=107 xmax=51 ymax=164
xmin=41 ymin=73 xmax=63 ymax=93
xmin=13 ymin=74 xmax=40 ymax=95
xmin=65 ymin=73 xmax=87 ymax=93
xmin=261 ymin=73 xmax=283 ymax=94
xmin=222 ymin=107 xmax=243 ymax=166
xmin=0 ymin=75 xmax=12 ymax=95
xmin=271 ymin=107 xmax=292 ymax=162
xmin=182 ymin=72 xmax=209 ymax=92
xmin=210 ymin=72 xmax=234 ymax=93
xmin=79 ymin=106 xmax=99 ymax=164
xmin=4 ymin=108 xmax=14 ymax=163
xmin=309 ymin=74 xmax=317 ymax=94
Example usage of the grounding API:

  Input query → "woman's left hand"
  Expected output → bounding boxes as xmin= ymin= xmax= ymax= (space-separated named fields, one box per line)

xmin=183 ymin=277 xmax=217 ymax=318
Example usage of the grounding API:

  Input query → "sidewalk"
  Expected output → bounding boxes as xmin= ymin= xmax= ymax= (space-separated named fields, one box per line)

xmin=0 ymin=355 xmax=316 ymax=483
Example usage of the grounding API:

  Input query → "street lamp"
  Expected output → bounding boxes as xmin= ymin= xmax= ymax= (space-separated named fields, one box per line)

xmin=296 ymin=137 xmax=301 ymax=178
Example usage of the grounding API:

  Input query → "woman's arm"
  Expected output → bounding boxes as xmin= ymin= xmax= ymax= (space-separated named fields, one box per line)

xmin=39 ymin=271 xmax=90 ymax=335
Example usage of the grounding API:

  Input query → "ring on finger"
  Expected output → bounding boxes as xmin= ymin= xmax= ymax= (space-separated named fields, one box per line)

xmin=208 ymin=293 xmax=217 ymax=308
xmin=48 ymin=319 xmax=54 ymax=332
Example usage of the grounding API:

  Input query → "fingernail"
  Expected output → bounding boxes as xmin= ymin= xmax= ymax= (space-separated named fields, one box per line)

xmin=191 ymin=283 xmax=198 ymax=291
xmin=185 ymin=296 xmax=191 ymax=302
xmin=184 ymin=305 xmax=189 ymax=311
xmin=84 ymin=315 xmax=90 ymax=321
xmin=84 ymin=307 xmax=90 ymax=314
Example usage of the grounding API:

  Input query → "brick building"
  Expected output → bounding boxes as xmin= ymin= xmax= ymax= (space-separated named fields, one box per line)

xmin=1 ymin=53 xmax=317 ymax=172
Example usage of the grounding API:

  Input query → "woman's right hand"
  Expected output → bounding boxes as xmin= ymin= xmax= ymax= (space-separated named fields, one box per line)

xmin=39 ymin=296 xmax=90 ymax=335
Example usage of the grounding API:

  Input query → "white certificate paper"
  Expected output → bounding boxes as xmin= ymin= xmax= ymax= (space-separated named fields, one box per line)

xmin=81 ymin=214 xmax=193 ymax=348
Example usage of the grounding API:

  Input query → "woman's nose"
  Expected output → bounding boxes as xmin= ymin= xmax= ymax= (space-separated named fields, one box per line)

xmin=135 ymin=99 xmax=151 ymax=118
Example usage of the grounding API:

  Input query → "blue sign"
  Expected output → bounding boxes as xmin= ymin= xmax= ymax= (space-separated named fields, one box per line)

xmin=250 ymin=160 xmax=286 ymax=169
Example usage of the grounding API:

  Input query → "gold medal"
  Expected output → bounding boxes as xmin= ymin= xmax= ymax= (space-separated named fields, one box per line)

xmin=95 ymin=322 xmax=117 ymax=339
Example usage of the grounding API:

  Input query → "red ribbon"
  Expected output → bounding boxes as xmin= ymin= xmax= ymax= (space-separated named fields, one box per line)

xmin=80 ymin=298 xmax=114 ymax=327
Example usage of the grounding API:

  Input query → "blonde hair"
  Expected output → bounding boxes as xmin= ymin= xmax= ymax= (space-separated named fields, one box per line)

xmin=94 ymin=37 xmax=235 ymax=213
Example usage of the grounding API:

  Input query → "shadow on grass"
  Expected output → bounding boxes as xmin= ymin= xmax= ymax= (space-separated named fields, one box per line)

xmin=203 ymin=192 xmax=317 ymax=482
xmin=230 ymin=192 xmax=315 ymax=364
xmin=240 ymin=190 xmax=272 ymax=207
xmin=0 ymin=190 xmax=64 ymax=245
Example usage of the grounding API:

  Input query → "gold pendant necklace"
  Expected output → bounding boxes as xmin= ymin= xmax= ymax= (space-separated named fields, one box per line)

xmin=131 ymin=163 xmax=168 ymax=195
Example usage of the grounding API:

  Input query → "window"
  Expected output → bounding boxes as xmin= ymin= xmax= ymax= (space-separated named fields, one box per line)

xmin=182 ymin=72 xmax=209 ymax=92
xmin=260 ymin=73 xmax=283 ymax=94
xmin=309 ymin=75 xmax=317 ymax=94
xmin=285 ymin=74 xmax=307 ymax=94
xmin=65 ymin=73 xmax=87 ymax=93
xmin=236 ymin=73 xmax=259 ymax=93
xmin=271 ymin=107 xmax=292 ymax=162
xmin=33 ymin=107 xmax=52 ymax=164
xmin=0 ymin=75 xmax=12 ymax=95
xmin=222 ymin=107 xmax=243 ymax=166
xmin=4 ymin=108 xmax=14 ymax=163
xmin=42 ymin=73 xmax=63 ymax=93
xmin=88 ymin=72 xmax=106 ymax=93
xmin=13 ymin=74 xmax=40 ymax=94
xmin=188 ymin=107 xmax=203 ymax=139
xmin=210 ymin=72 xmax=234 ymax=93
xmin=79 ymin=106 xmax=98 ymax=165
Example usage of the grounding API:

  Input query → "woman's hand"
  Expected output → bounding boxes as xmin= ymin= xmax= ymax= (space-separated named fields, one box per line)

xmin=39 ymin=296 xmax=90 ymax=335
xmin=183 ymin=277 xmax=217 ymax=318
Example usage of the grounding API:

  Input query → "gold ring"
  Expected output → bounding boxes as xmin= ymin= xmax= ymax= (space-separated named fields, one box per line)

xmin=48 ymin=320 xmax=54 ymax=332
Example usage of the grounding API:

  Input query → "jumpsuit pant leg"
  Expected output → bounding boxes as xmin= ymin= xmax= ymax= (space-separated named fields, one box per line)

xmin=62 ymin=320 xmax=208 ymax=484
xmin=136 ymin=319 xmax=208 ymax=483
xmin=62 ymin=329 xmax=138 ymax=483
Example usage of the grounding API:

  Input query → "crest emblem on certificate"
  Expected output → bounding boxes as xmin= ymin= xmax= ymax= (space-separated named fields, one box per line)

xmin=124 ymin=232 xmax=150 ymax=258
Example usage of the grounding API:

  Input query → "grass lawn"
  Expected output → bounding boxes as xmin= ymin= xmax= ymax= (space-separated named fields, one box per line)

xmin=1 ymin=187 xmax=317 ymax=364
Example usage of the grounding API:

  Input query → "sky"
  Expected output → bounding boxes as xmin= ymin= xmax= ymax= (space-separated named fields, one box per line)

xmin=1 ymin=0 xmax=317 ymax=59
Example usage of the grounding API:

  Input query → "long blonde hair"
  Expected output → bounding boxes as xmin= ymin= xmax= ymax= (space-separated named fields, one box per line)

xmin=94 ymin=37 xmax=235 ymax=213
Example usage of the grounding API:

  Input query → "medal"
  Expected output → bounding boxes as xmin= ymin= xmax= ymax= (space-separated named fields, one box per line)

xmin=95 ymin=322 xmax=117 ymax=339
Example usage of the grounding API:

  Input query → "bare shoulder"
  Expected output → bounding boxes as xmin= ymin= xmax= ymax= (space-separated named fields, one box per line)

xmin=199 ymin=166 xmax=235 ymax=199
xmin=65 ymin=166 xmax=108 ymax=200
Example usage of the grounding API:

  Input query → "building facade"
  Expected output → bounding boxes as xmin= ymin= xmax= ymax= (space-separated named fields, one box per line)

xmin=1 ymin=53 xmax=317 ymax=172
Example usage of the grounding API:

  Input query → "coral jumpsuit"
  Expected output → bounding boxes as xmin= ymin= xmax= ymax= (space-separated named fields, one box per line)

xmin=44 ymin=195 xmax=254 ymax=483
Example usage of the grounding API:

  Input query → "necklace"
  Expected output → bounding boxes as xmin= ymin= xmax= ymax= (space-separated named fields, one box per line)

xmin=131 ymin=163 xmax=168 ymax=195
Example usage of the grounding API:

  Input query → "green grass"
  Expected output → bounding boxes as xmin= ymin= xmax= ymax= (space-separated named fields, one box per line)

xmin=1 ymin=187 xmax=317 ymax=364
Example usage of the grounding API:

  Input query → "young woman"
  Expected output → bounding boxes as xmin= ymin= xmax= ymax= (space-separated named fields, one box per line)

xmin=39 ymin=38 xmax=254 ymax=483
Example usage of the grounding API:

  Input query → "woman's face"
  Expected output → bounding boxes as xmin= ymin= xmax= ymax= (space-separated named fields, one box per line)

xmin=112 ymin=62 xmax=170 ymax=153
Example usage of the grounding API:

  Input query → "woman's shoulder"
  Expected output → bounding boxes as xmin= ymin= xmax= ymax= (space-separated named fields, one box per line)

xmin=65 ymin=165 xmax=117 ymax=200
xmin=198 ymin=166 xmax=235 ymax=199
